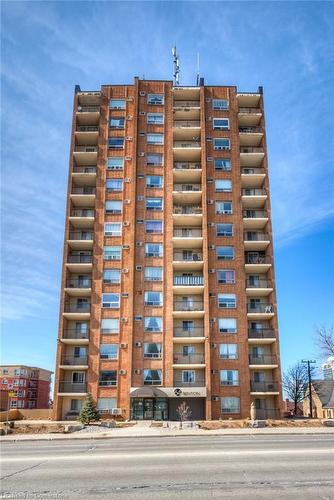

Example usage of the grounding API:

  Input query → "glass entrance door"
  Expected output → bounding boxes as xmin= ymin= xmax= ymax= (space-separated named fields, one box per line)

xmin=131 ymin=398 xmax=169 ymax=420
xmin=144 ymin=399 xmax=154 ymax=419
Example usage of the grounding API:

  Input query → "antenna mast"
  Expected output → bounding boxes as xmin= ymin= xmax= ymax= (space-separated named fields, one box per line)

xmin=172 ymin=46 xmax=180 ymax=86
xmin=196 ymin=52 xmax=200 ymax=86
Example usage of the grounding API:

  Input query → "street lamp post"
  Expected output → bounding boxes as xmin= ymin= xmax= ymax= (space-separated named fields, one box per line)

xmin=302 ymin=359 xmax=316 ymax=418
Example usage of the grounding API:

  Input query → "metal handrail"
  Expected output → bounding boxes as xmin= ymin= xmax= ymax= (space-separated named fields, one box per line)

xmin=238 ymin=107 xmax=261 ymax=113
xmin=77 ymin=106 xmax=99 ymax=112
xmin=251 ymin=382 xmax=278 ymax=392
xmin=59 ymin=382 xmax=87 ymax=392
xmin=245 ymin=255 xmax=271 ymax=264
xmin=248 ymin=328 xmax=275 ymax=339
xmin=241 ymin=167 xmax=265 ymax=175
xmin=76 ymin=126 xmax=99 ymax=132
xmin=173 ymin=379 xmax=205 ymax=387
xmin=173 ymin=301 xmax=204 ymax=311
xmin=64 ymin=303 xmax=91 ymax=312
xmin=73 ymin=166 xmax=96 ymax=174
xmin=239 ymin=126 xmax=263 ymax=133
xmin=173 ymin=184 xmax=201 ymax=192
xmin=173 ymin=205 xmax=202 ymax=214
xmin=247 ymin=303 xmax=274 ymax=313
xmin=173 ymin=228 xmax=202 ymax=237
xmin=242 ymin=188 xmax=266 ymax=196
xmin=62 ymin=329 xmax=89 ymax=340
xmin=174 ymin=141 xmax=201 ymax=148
xmin=240 ymin=147 xmax=264 ymax=153
xmin=60 ymin=356 xmax=88 ymax=365
xmin=246 ymin=279 xmax=272 ymax=288
xmin=244 ymin=232 xmax=269 ymax=241
xmin=173 ymin=327 xmax=204 ymax=337
xmin=67 ymin=254 xmax=92 ymax=264
xmin=243 ymin=210 xmax=268 ymax=218
xmin=65 ymin=279 xmax=91 ymax=288
xmin=173 ymin=100 xmax=200 ymax=107
xmin=249 ymin=354 xmax=277 ymax=364
xmin=173 ymin=354 xmax=205 ymax=364
xmin=71 ymin=187 xmax=96 ymax=195
xmin=173 ymin=276 xmax=204 ymax=286
xmin=70 ymin=209 xmax=95 ymax=217
xmin=74 ymin=146 xmax=98 ymax=152
xmin=173 ymin=252 xmax=203 ymax=261
xmin=174 ymin=162 xmax=201 ymax=169
xmin=68 ymin=231 xmax=93 ymax=241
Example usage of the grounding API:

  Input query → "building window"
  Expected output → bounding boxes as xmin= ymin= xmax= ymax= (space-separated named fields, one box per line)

xmin=109 ymin=99 xmax=126 ymax=109
xmin=144 ymin=267 xmax=163 ymax=281
xmin=10 ymin=400 xmax=18 ymax=408
xmin=103 ymin=269 xmax=121 ymax=284
xmin=2 ymin=368 xmax=8 ymax=375
xmin=143 ymin=369 xmax=162 ymax=385
xmin=101 ymin=318 xmax=119 ymax=334
xmin=144 ymin=291 xmax=162 ymax=307
xmin=144 ymin=317 xmax=162 ymax=332
xmin=215 ymin=179 xmax=232 ymax=192
xmin=144 ymin=343 xmax=162 ymax=358
xmin=214 ymin=138 xmax=230 ymax=150
xmin=215 ymin=158 xmax=231 ymax=171
xmin=110 ymin=117 xmax=125 ymax=129
xmin=108 ymin=138 xmax=124 ymax=149
xmin=104 ymin=223 xmax=122 ymax=237
xmin=145 ymin=220 xmax=163 ymax=234
xmin=221 ymin=397 xmax=240 ymax=413
xmin=212 ymin=99 xmax=229 ymax=110
xmin=108 ymin=157 xmax=123 ymax=170
xmin=102 ymin=293 xmax=120 ymax=308
xmin=217 ymin=269 xmax=235 ymax=284
xmin=99 ymin=370 xmax=117 ymax=386
xmin=106 ymin=200 xmax=122 ymax=214
xmin=213 ymin=118 xmax=229 ymax=130
xmin=216 ymin=224 xmax=233 ymax=237
xmin=104 ymin=246 xmax=121 ymax=260
xmin=147 ymin=133 xmax=164 ymax=145
xmin=216 ymin=201 xmax=232 ymax=215
xmin=220 ymin=370 xmax=239 ymax=386
xmin=216 ymin=246 xmax=234 ymax=260
xmin=146 ymin=175 xmax=163 ymax=188
xmin=146 ymin=198 xmax=163 ymax=211
xmin=147 ymin=153 xmax=163 ymax=166
xmin=147 ymin=113 xmax=164 ymax=125
xmin=147 ymin=94 xmax=164 ymax=105
xmin=218 ymin=294 xmax=236 ymax=309
xmin=106 ymin=179 xmax=123 ymax=192
xmin=181 ymin=370 xmax=194 ymax=384
xmin=97 ymin=398 xmax=117 ymax=412
xmin=220 ymin=344 xmax=238 ymax=359
xmin=100 ymin=344 xmax=119 ymax=360
xmin=145 ymin=243 xmax=163 ymax=257
xmin=70 ymin=399 xmax=83 ymax=412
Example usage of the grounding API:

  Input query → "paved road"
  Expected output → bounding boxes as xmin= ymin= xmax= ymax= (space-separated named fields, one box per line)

xmin=1 ymin=434 xmax=334 ymax=498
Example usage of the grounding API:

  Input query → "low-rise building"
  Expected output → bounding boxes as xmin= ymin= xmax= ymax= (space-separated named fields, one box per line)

xmin=303 ymin=380 xmax=334 ymax=419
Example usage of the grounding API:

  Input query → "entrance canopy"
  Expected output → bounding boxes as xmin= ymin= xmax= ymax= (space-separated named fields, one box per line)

xmin=130 ymin=387 xmax=168 ymax=398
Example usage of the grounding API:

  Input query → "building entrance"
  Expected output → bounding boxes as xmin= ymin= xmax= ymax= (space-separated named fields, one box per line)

xmin=131 ymin=398 xmax=169 ymax=420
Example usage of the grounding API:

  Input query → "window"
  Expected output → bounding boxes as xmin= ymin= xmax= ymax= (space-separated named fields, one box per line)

xmin=221 ymin=397 xmax=240 ymax=413
xmin=181 ymin=320 xmax=194 ymax=332
xmin=146 ymin=175 xmax=163 ymax=188
xmin=147 ymin=133 xmax=164 ymax=145
xmin=108 ymin=157 xmax=123 ymax=170
xmin=103 ymin=269 xmax=121 ymax=284
xmin=70 ymin=399 xmax=83 ymax=412
xmin=101 ymin=318 xmax=119 ymax=334
xmin=220 ymin=344 xmax=238 ymax=359
xmin=108 ymin=138 xmax=124 ymax=149
xmin=218 ymin=293 xmax=236 ymax=309
xmin=97 ymin=398 xmax=117 ymax=412
xmin=109 ymin=99 xmax=126 ymax=109
xmin=99 ymin=370 xmax=117 ymax=386
xmin=14 ymin=369 xmax=20 ymax=376
xmin=13 ymin=379 xmax=19 ymax=386
xmin=213 ymin=99 xmax=229 ymax=110
xmin=145 ymin=243 xmax=163 ymax=257
xmin=215 ymin=158 xmax=231 ymax=171
xmin=104 ymin=246 xmax=121 ymax=260
xmin=144 ymin=267 xmax=163 ymax=281
xmin=214 ymin=138 xmax=230 ymax=150
xmin=106 ymin=200 xmax=122 ymax=214
xmin=213 ymin=118 xmax=229 ymax=130
xmin=143 ymin=369 xmax=162 ymax=385
xmin=182 ymin=345 xmax=195 ymax=356
xmin=145 ymin=220 xmax=163 ymax=234
xmin=144 ymin=317 xmax=162 ymax=332
xmin=216 ymin=246 xmax=234 ymax=260
xmin=100 ymin=344 xmax=119 ymax=360
xmin=72 ymin=372 xmax=85 ymax=383
xmin=216 ymin=201 xmax=232 ymax=215
xmin=217 ymin=269 xmax=235 ymax=285
xmin=106 ymin=179 xmax=123 ymax=192
xmin=102 ymin=293 xmax=120 ymax=308
xmin=216 ymin=224 xmax=233 ymax=237
xmin=147 ymin=113 xmax=164 ymax=125
xmin=182 ymin=370 xmax=195 ymax=383
xmin=215 ymin=179 xmax=232 ymax=192
xmin=144 ymin=291 xmax=162 ymax=306
xmin=147 ymin=153 xmax=163 ymax=166
xmin=146 ymin=198 xmax=163 ymax=211
xmin=220 ymin=370 xmax=239 ymax=386
xmin=110 ymin=117 xmax=125 ymax=129
xmin=2 ymin=379 xmax=7 ymax=384
xmin=2 ymin=368 xmax=8 ymax=374
xmin=104 ymin=223 xmax=122 ymax=237
xmin=147 ymin=94 xmax=164 ymax=105
xmin=144 ymin=343 xmax=162 ymax=358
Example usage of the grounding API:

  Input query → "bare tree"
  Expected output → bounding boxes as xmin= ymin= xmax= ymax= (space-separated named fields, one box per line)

xmin=283 ymin=362 xmax=310 ymax=415
xmin=315 ymin=325 xmax=334 ymax=358
xmin=176 ymin=401 xmax=192 ymax=428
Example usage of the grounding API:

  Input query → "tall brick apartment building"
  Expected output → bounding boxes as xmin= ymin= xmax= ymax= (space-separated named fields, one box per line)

xmin=53 ymin=79 xmax=283 ymax=421
xmin=0 ymin=365 xmax=52 ymax=409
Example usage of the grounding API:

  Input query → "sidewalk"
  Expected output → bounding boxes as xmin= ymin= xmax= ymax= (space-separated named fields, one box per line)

xmin=1 ymin=425 xmax=334 ymax=442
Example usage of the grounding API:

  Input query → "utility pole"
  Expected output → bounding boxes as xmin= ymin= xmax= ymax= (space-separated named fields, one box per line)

xmin=302 ymin=359 xmax=316 ymax=418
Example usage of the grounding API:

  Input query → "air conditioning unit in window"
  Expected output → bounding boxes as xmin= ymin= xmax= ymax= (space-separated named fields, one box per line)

xmin=209 ymin=269 xmax=215 ymax=274
xmin=126 ymin=136 xmax=133 ymax=141
xmin=122 ymin=244 xmax=130 ymax=250
xmin=135 ymin=265 xmax=142 ymax=271
xmin=135 ymin=341 xmax=142 ymax=347
xmin=206 ymin=137 xmax=212 ymax=141
xmin=112 ymin=408 xmax=123 ymax=415
xmin=134 ymin=369 xmax=141 ymax=375
xmin=136 ymin=219 xmax=143 ymax=224
xmin=121 ymin=268 xmax=129 ymax=273
xmin=119 ymin=369 xmax=127 ymax=375
xmin=125 ymin=156 xmax=132 ymax=161
xmin=212 ymin=396 xmax=220 ymax=402
xmin=208 ymin=244 xmax=215 ymax=249
xmin=120 ymin=343 xmax=128 ymax=349
xmin=206 ymin=98 xmax=211 ymax=103
xmin=127 ymin=97 xmax=133 ymax=101
xmin=77 ymin=106 xmax=82 ymax=111
xmin=207 ymin=177 xmax=213 ymax=182
xmin=136 ymin=242 xmax=143 ymax=247
xmin=208 ymin=200 xmax=214 ymax=205
xmin=120 ymin=317 xmax=128 ymax=323
xmin=121 ymin=293 xmax=129 ymax=298
xmin=138 ymin=152 xmax=145 ymax=157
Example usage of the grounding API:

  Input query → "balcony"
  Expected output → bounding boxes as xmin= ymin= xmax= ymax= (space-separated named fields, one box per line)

xmin=64 ymin=278 xmax=92 ymax=296
xmin=241 ymin=188 xmax=267 ymax=208
xmin=173 ymin=251 xmax=203 ymax=271
xmin=173 ymin=353 xmax=205 ymax=367
xmin=174 ymin=121 xmax=201 ymax=142
xmin=173 ymin=300 xmax=204 ymax=318
xmin=173 ymin=162 xmax=202 ymax=182
xmin=73 ymin=146 xmax=98 ymax=166
xmin=173 ymin=378 xmax=205 ymax=387
xmin=76 ymin=105 xmax=100 ymax=126
xmin=250 ymin=382 xmax=279 ymax=394
xmin=69 ymin=209 xmax=95 ymax=228
xmin=173 ymin=183 xmax=202 ymax=203
xmin=77 ymin=92 xmax=101 ymax=106
xmin=66 ymin=254 xmax=92 ymax=272
xmin=58 ymin=382 xmax=87 ymax=395
xmin=239 ymin=127 xmax=263 ymax=147
xmin=241 ymin=167 xmax=266 ymax=188
xmin=240 ymin=147 xmax=265 ymax=167
xmin=174 ymin=120 xmax=201 ymax=128
xmin=174 ymin=141 xmax=201 ymax=148
xmin=246 ymin=279 xmax=273 ymax=296
xmin=173 ymin=205 xmax=202 ymax=225
xmin=64 ymin=302 xmax=90 ymax=316
xmin=247 ymin=303 xmax=274 ymax=319
xmin=62 ymin=329 xmax=89 ymax=344
xmin=244 ymin=232 xmax=270 ymax=251
xmin=75 ymin=126 xmax=99 ymax=147
xmin=248 ymin=328 xmax=276 ymax=343
xmin=245 ymin=254 xmax=272 ymax=272
xmin=238 ymin=106 xmax=262 ymax=127
xmin=70 ymin=187 xmax=96 ymax=207
xmin=243 ymin=210 xmax=268 ymax=229
xmin=173 ymin=141 xmax=201 ymax=162
xmin=173 ymin=100 xmax=200 ymax=120
xmin=249 ymin=354 xmax=278 ymax=368
xmin=67 ymin=231 xmax=94 ymax=250
xmin=173 ymin=275 xmax=204 ymax=294
xmin=253 ymin=408 xmax=281 ymax=420
xmin=173 ymin=228 xmax=203 ymax=248
xmin=60 ymin=356 xmax=88 ymax=369
xmin=173 ymin=326 xmax=205 ymax=340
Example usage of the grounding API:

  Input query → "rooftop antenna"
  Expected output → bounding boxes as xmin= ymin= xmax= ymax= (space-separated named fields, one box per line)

xmin=172 ymin=46 xmax=180 ymax=86
xmin=196 ymin=52 xmax=200 ymax=86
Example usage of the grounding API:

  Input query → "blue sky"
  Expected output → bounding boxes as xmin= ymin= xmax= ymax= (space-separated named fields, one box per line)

xmin=1 ymin=1 xmax=334 ymax=378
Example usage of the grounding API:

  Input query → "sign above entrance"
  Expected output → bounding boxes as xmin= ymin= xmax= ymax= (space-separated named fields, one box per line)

xmin=130 ymin=387 xmax=207 ymax=398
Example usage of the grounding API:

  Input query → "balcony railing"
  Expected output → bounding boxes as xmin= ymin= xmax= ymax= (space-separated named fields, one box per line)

xmin=241 ymin=167 xmax=265 ymax=175
xmin=60 ymin=356 xmax=88 ymax=366
xmin=59 ymin=382 xmax=87 ymax=393
xmin=243 ymin=210 xmax=268 ymax=218
xmin=64 ymin=303 xmax=91 ymax=313
xmin=248 ymin=328 xmax=275 ymax=339
xmin=70 ymin=209 xmax=95 ymax=217
xmin=253 ymin=409 xmax=280 ymax=419
xmin=174 ymin=120 xmax=201 ymax=127
xmin=174 ymin=162 xmax=201 ymax=170
xmin=242 ymin=189 xmax=266 ymax=196
xmin=76 ymin=126 xmax=99 ymax=132
xmin=173 ymin=101 xmax=200 ymax=107
xmin=249 ymin=354 xmax=277 ymax=364
xmin=68 ymin=231 xmax=93 ymax=241
xmin=239 ymin=126 xmax=263 ymax=133
xmin=173 ymin=205 xmax=202 ymax=215
xmin=173 ymin=353 xmax=205 ymax=364
xmin=244 ymin=232 xmax=269 ymax=242
xmin=247 ymin=304 xmax=274 ymax=313
xmin=245 ymin=255 xmax=271 ymax=265
xmin=74 ymin=146 xmax=98 ymax=153
xmin=251 ymin=382 xmax=278 ymax=392
xmin=246 ymin=279 xmax=272 ymax=288
xmin=173 ymin=327 xmax=204 ymax=337
xmin=173 ymin=228 xmax=202 ymax=237
xmin=65 ymin=279 xmax=92 ymax=288
xmin=173 ymin=379 xmax=205 ymax=387
xmin=62 ymin=329 xmax=89 ymax=340
xmin=173 ymin=276 xmax=204 ymax=286
xmin=77 ymin=106 xmax=99 ymax=112
xmin=238 ymin=107 xmax=261 ymax=114
xmin=173 ymin=252 xmax=203 ymax=261
xmin=67 ymin=254 xmax=92 ymax=264
xmin=173 ymin=184 xmax=201 ymax=192
xmin=240 ymin=147 xmax=264 ymax=154
xmin=173 ymin=301 xmax=204 ymax=311
xmin=71 ymin=187 xmax=96 ymax=195
xmin=174 ymin=141 xmax=201 ymax=148
xmin=73 ymin=166 xmax=96 ymax=174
